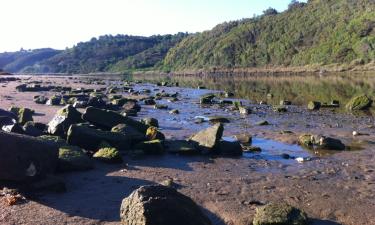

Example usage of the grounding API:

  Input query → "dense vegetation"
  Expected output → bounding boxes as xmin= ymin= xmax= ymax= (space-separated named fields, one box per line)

xmin=0 ymin=0 xmax=373 ymax=74
xmin=163 ymin=0 xmax=375 ymax=71
xmin=0 ymin=48 xmax=61 ymax=73
xmin=0 ymin=34 xmax=187 ymax=74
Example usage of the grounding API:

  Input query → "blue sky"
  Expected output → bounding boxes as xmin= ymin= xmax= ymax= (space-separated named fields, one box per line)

xmin=0 ymin=0 xmax=304 ymax=52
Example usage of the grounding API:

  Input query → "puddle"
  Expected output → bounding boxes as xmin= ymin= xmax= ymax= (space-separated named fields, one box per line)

xmin=223 ymin=137 xmax=314 ymax=164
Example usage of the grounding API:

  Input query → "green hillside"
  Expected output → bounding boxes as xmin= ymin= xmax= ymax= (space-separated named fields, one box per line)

xmin=163 ymin=0 xmax=375 ymax=71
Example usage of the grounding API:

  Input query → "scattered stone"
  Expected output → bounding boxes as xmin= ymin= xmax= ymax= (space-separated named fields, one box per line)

xmin=318 ymin=136 xmax=345 ymax=150
xmin=234 ymin=134 xmax=252 ymax=144
xmin=144 ymin=99 xmax=156 ymax=105
xmin=111 ymin=124 xmax=146 ymax=144
xmin=307 ymin=101 xmax=321 ymax=110
xmin=207 ymin=116 xmax=230 ymax=123
xmin=93 ymin=147 xmax=123 ymax=164
xmin=169 ymin=109 xmax=179 ymax=114
xmin=239 ymin=106 xmax=251 ymax=115
xmin=146 ymin=126 xmax=165 ymax=141
xmin=46 ymin=95 xmax=62 ymax=106
xmin=67 ymin=124 xmax=131 ymax=151
xmin=23 ymin=121 xmax=44 ymax=137
xmin=48 ymin=105 xmax=83 ymax=137
xmin=273 ymin=106 xmax=287 ymax=113
xmin=242 ymin=146 xmax=262 ymax=152
xmin=134 ymin=140 xmax=165 ymax=155
xmin=82 ymin=107 xmax=149 ymax=132
xmin=346 ymin=95 xmax=372 ymax=111
xmin=280 ymin=100 xmax=292 ymax=105
xmin=154 ymin=104 xmax=168 ymax=110
xmin=253 ymin=202 xmax=308 ymax=225
xmin=190 ymin=123 xmax=224 ymax=152
xmin=165 ymin=140 xmax=198 ymax=155
xmin=0 ymin=131 xmax=59 ymax=181
xmin=34 ymin=96 xmax=48 ymax=104
xmin=9 ymin=107 xmax=34 ymax=125
xmin=58 ymin=145 xmax=94 ymax=172
xmin=298 ymin=134 xmax=315 ymax=147
xmin=120 ymin=185 xmax=212 ymax=225
xmin=141 ymin=117 xmax=159 ymax=128
xmin=256 ymin=120 xmax=269 ymax=126
xmin=200 ymin=94 xmax=215 ymax=104
xmin=218 ymin=140 xmax=242 ymax=156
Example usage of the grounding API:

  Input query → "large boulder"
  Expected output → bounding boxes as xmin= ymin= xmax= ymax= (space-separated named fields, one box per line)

xmin=111 ymin=124 xmax=146 ymax=145
xmin=93 ymin=147 xmax=123 ymax=164
xmin=0 ymin=131 xmax=59 ymax=182
xmin=120 ymin=185 xmax=212 ymax=225
xmin=48 ymin=105 xmax=83 ymax=137
xmin=82 ymin=107 xmax=149 ymax=132
xmin=318 ymin=136 xmax=345 ymax=150
xmin=189 ymin=123 xmax=224 ymax=152
xmin=253 ymin=202 xmax=308 ymax=225
xmin=67 ymin=124 xmax=130 ymax=151
xmin=218 ymin=140 xmax=243 ymax=156
xmin=23 ymin=121 xmax=44 ymax=137
xmin=134 ymin=140 xmax=165 ymax=155
xmin=346 ymin=95 xmax=372 ymax=111
xmin=165 ymin=140 xmax=199 ymax=155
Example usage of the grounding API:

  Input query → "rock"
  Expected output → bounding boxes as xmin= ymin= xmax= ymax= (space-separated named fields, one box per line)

xmin=298 ymin=134 xmax=315 ymax=147
xmin=346 ymin=95 xmax=372 ymax=111
xmin=0 ymin=116 xmax=16 ymax=128
xmin=273 ymin=106 xmax=287 ymax=113
xmin=141 ymin=117 xmax=159 ymax=128
xmin=82 ymin=107 xmax=149 ymax=133
xmin=46 ymin=95 xmax=62 ymax=106
xmin=242 ymin=146 xmax=262 ymax=152
xmin=120 ymin=185 xmax=211 ymax=225
xmin=233 ymin=101 xmax=242 ymax=110
xmin=34 ymin=96 xmax=48 ymax=104
xmin=307 ymin=101 xmax=321 ymax=110
xmin=0 ymin=108 xmax=17 ymax=120
xmin=194 ymin=118 xmax=205 ymax=124
xmin=87 ymin=96 xmax=106 ymax=108
xmin=200 ymin=94 xmax=215 ymax=104
xmin=190 ymin=123 xmax=224 ymax=152
xmin=169 ymin=109 xmax=179 ymax=114
xmin=165 ymin=140 xmax=198 ymax=155
xmin=256 ymin=120 xmax=269 ymax=126
xmin=58 ymin=145 xmax=94 ymax=172
xmin=111 ymin=124 xmax=146 ymax=144
xmin=253 ymin=202 xmax=308 ymax=225
xmin=123 ymin=101 xmax=141 ymax=112
xmin=218 ymin=140 xmax=242 ymax=156
xmin=144 ymin=99 xmax=156 ymax=105
xmin=207 ymin=116 xmax=230 ymax=123
xmin=38 ymin=135 xmax=67 ymax=147
xmin=234 ymin=134 xmax=252 ymax=144
xmin=9 ymin=107 xmax=34 ymax=125
xmin=93 ymin=147 xmax=123 ymax=164
xmin=23 ymin=121 xmax=44 ymax=137
xmin=318 ymin=136 xmax=345 ymax=150
xmin=0 ymin=131 xmax=59 ymax=182
xmin=280 ymin=100 xmax=292 ymax=105
xmin=154 ymin=104 xmax=168 ymax=110
xmin=239 ymin=106 xmax=251 ymax=115
xmin=134 ymin=140 xmax=165 ymax=155
xmin=48 ymin=105 xmax=83 ymax=137
xmin=146 ymin=126 xmax=165 ymax=141
xmin=2 ymin=123 xmax=24 ymax=134
xmin=67 ymin=124 xmax=131 ymax=151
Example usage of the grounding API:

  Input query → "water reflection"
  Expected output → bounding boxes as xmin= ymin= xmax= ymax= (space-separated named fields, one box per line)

xmin=133 ymin=72 xmax=375 ymax=113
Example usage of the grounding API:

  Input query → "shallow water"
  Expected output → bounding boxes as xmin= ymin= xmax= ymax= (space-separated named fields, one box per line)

xmin=133 ymin=72 xmax=375 ymax=113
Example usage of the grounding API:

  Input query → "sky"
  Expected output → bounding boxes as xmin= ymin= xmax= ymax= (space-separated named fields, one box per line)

xmin=0 ymin=0 xmax=302 ymax=52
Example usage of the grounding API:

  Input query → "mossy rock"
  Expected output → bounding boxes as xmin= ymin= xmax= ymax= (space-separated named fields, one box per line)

xmin=253 ymin=202 xmax=308 ymax=225
xmin=93 ymin=147 xmax=123 ymax=164
xmin=298 ymin=134 xmax=315 ymax=147
xmin=58 ymin=146 xmax=94 ymax=172
xmin=307 ymin=101 xmax=321 ymax=110
xmin=9 ymin=107 xmax=34 ymax=124
xmin=345 ymin=95 xmax=372 ymax=111
xmin=146 ymin=126 xmax=165 ymax=141
xmin=38 ymin=135 xmax=67 ymax=147
xmin=141 ymin=117 xmax=159 ymax=128
xmin=134 ymin=140 xmax=165 ymax=155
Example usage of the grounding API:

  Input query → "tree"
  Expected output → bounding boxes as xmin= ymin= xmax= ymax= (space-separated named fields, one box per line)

xmin=263 ymin=7 xmax=278 ymax=16
xmin=288 ymin=0 xmax=305 ymax=10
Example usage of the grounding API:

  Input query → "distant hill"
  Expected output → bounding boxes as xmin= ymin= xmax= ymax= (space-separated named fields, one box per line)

xmin=1 ymin=0 xmax=374 ymax=74
xmin=163 ymin=0 xmax=375 ymax=71
xmin=2 ymin=33 xmax=187 ymax=74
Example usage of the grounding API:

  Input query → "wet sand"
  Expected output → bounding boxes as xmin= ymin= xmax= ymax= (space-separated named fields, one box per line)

xmin=0 ymin=75 xmax=374 ymax=225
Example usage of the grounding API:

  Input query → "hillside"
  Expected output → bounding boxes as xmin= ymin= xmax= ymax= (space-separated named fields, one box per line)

xmin=0 ymin=48 xmax=61 ymax=73
xmin=162 ymin=0 xmax=375 ymax=71
xmin=2 ymin=33 xmax=187 ymax=74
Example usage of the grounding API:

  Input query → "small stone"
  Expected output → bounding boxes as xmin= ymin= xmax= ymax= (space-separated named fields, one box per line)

xmin=253 ymin=202 xmax=308 ymax=225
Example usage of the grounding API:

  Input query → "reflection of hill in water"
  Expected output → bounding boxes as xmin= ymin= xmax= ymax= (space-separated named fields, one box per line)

xmin=134 ymin=72 xmax=375 ymax=113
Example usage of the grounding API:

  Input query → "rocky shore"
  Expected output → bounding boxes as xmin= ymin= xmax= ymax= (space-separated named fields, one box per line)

xmin=0 ymin=75 xmax=374 ymax=225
